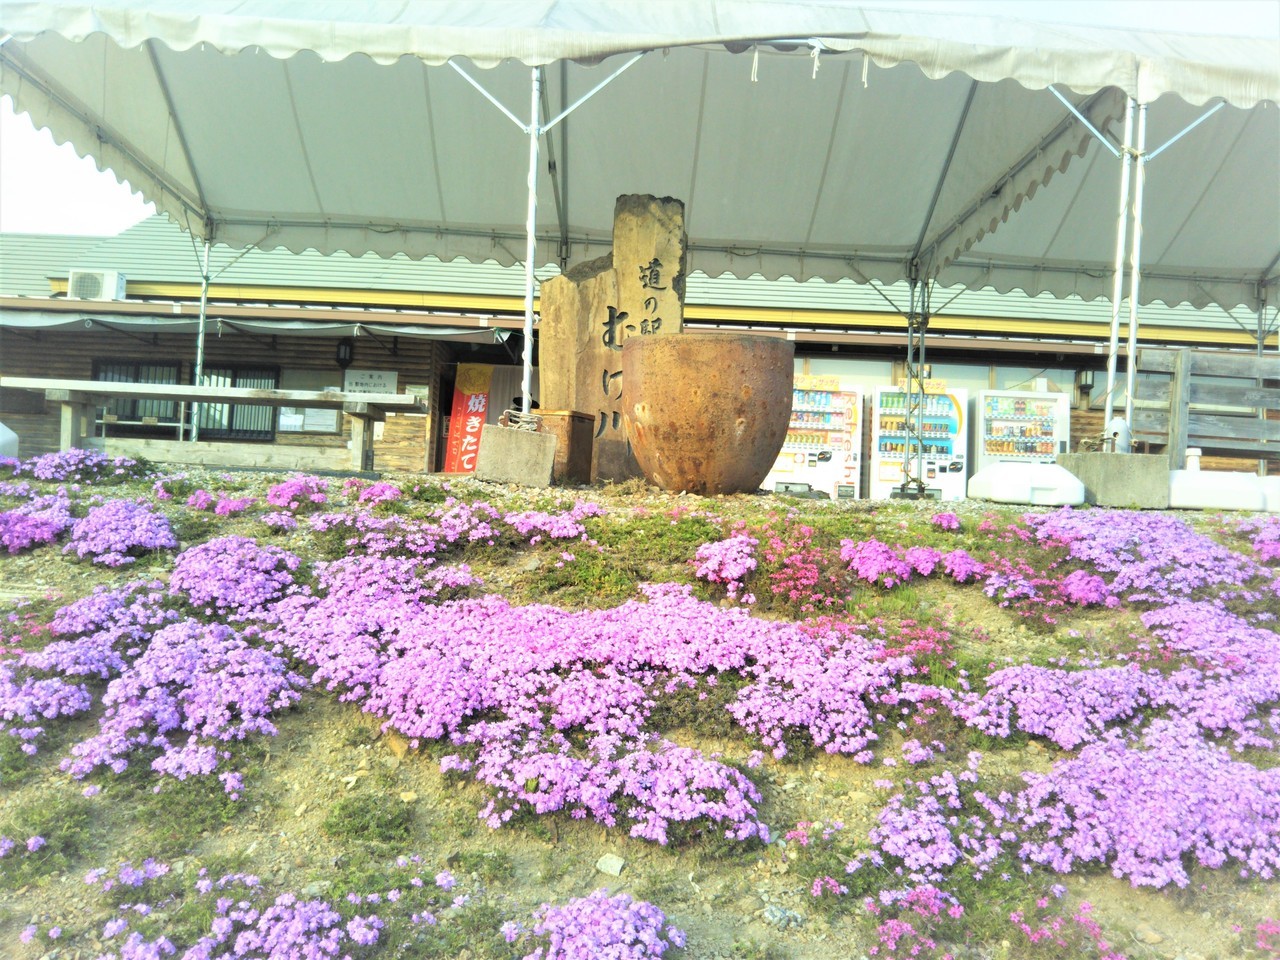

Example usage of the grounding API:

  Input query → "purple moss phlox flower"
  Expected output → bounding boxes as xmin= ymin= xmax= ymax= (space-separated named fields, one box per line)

xmin=169 ymin=536 xmax=304 ymax=621
xmin=62 ymin=499 xmax=177 ymax=566
xmin=0 ymin=492 xmax=74 ymax=553
xmin=8 ymin=449 xmax=147 ymax=484
xmin=59 ymin=618 xmax=307 ymax=785
xmin=519 ymin=889 xmax=686 ymax=959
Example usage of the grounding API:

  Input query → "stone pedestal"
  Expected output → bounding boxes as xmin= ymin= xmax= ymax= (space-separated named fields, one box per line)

xmin=538 ymin=195 xmax=687 ymax=482
xmin=1056 ymin=452 xmax=1171 ymax=508
xmin=474 ymin=424 xmax=557 ymax=488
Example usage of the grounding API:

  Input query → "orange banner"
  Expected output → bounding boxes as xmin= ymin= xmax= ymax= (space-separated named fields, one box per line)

xmin=442 ymin=364 xmax=494 ymax=473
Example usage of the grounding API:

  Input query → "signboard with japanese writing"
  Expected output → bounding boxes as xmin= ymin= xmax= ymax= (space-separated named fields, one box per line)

xmin=343 ymin=369 xmax=398 ymax=394
xmin=537 ymin=194 xmax=687 ymax=482
xmin=442 ymin=364 xmax=494 ymax=473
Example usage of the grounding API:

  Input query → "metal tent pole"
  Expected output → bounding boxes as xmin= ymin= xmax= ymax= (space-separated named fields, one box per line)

xmin=1104 ymin=98 xmax=1135 ymax=429
xmin=191 ymin=239 xmax=211 ymax=442
xmin=1123 ymin=104 xmax=1148 ymax=430
xmin=521 ymin=68 xmax=541 ymax=415
xmin=1260 ymin=291 xmax=1270 ymax=476
xmin=899 ymin=274 xmax=928 ymax=499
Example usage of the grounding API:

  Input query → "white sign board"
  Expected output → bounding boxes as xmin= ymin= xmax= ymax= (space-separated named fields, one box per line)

xmin=343 ymin=369 xmax=398 ymax=394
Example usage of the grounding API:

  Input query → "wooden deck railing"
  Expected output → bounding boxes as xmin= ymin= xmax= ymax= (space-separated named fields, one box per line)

xmin=0 ymin=376 xmax=425 ymax=472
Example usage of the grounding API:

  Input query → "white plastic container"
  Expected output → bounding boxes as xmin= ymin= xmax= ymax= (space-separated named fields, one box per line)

xmin=966 ymin=461 xmax=1086 ymax=506
xmin=1259 ymin=477 xmax=1280 ymax=513
xmin=1169 ymin=470 xmax=1266 ymax=511
xmin=0 ymin=421 xmax=17 ymax=459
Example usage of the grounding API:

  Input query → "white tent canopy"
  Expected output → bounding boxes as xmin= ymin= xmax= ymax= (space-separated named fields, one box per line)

xmin=0 ymin=308 xmax=502 ymax=344
xmin=2 ymin=0 xmax=1276 ymax=316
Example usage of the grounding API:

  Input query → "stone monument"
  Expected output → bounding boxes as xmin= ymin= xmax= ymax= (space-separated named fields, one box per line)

xmin=539 ymin=194 xmax=686 ymax=482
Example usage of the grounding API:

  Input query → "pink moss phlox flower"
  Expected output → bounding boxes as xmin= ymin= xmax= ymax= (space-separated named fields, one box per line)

xmin=693 ymin=534 xmax=759 ymax=600
xmin=930 ymin=512 xmax=961 ymax=531
xmin=265 ymin=474 xmax=330 ymax=513
xmin=842 ymin=538 xmax=914 ymax=587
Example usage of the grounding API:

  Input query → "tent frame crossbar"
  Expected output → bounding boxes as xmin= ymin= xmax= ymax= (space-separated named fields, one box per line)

xmin=449 ymin=54 xmax=645 ymax=412
xmin=1056 ymin=89 xmax=1233 ymax=438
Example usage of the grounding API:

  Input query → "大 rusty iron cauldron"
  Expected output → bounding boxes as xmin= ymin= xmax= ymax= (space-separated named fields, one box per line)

xmin=621 ymin=332 xmax=794 ymax=495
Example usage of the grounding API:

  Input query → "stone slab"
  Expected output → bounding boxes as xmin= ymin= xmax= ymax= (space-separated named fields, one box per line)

xmin=535 ymin=194 xmax=687 ymax=483
xmin=474 ymin=424 xmax=557 ymax=488
xmin=539 ymin=410 xmax=594 ymax=485
xmin=1056 ymin=452 xmax=1171 ymax=509
xmin=595 ymin=854 xmax=626 ymax=877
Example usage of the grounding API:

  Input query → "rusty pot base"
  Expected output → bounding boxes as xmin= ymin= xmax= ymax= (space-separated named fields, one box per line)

xmin=621 ymin=333 xmax=794 ymax=495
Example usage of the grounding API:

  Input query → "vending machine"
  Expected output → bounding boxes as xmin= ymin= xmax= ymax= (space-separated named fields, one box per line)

xmin=763 ymin=374 xmax=864 ymax=499
xmin=868 ymin=385 xmax=969 ymax=500
xmin=973 ymin=390 xmax=1071 ymax=474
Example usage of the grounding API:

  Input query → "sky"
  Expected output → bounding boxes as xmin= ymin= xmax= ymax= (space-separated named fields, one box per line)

xmin=0 ymin=0 xmax=1277 ymax=237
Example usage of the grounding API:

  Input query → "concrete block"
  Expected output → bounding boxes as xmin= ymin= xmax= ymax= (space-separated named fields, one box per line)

xmin=1056 ymin=452 xmax=1171 ymax=508
xmin=1261 ymin=478 xmax=1280 ymax=513
xmin=474 ymin=424 xmax=557 ymax=488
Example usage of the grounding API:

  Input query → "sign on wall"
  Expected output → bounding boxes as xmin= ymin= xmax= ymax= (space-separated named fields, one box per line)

xmin=278 ymin=385 xmax=342 ymax=433
xmin=343 ymin=369 xmax=398 ymax=394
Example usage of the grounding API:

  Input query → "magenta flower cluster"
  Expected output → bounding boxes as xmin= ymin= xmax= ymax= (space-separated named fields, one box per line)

xmin=693 ymin=533 xmax=759 ymax=601
xmin=343 ymin=477 xmax=403 ymax=505
xmin=265 ymin=473 xmax=330 ymax=512
xmin=930 ymin=512 xmax=961 ymax=531
xmin=186 ymin=489 xmax=256 ymax=515
xmin=841 ymin=538 xmax=985 ymax=587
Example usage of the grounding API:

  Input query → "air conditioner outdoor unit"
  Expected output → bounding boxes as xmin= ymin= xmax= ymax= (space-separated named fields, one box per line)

xmin=67 ymin=270 xmax=127 ymax=301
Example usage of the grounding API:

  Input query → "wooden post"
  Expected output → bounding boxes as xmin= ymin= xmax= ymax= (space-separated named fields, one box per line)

xmin=347 ymin=416 xmax=368 ymax=471
xmin=1167 ymin=348 xmax=1192 ymax=469
xmin=47 ymin=389 xmax=95 ymax=451
xmin=344 ymin=403 xmax=383 ymax=472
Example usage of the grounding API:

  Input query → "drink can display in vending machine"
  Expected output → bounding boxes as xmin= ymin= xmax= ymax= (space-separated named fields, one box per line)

xmin=973 ymin=389 xmax=1071 ymax=474
xmin=868 ymin=385 xmax=968 ymax=501
xmin=763 ymin=374 xmax=865 ymax=499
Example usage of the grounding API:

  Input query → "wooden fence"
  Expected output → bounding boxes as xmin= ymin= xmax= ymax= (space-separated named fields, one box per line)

xmin=1131 ymin=348 xmax=1280 ymax=470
